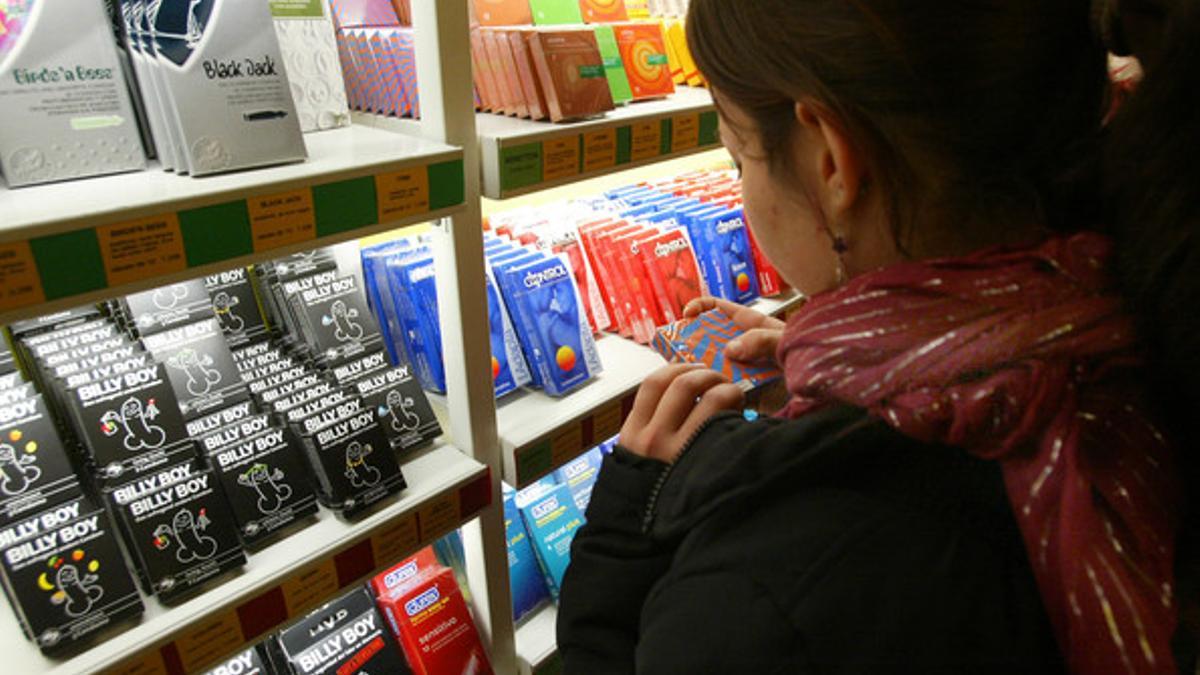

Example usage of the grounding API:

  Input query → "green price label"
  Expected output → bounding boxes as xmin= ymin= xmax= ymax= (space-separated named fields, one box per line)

xmin=579 ymin=65 xmax=606 ymax=79
xmin=646 ymin=54 xmax=669 ymax=66
xmin=269 ymin=0 xmax=324 ymax=18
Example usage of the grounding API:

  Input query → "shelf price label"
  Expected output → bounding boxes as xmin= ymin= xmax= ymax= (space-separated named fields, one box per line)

xmin=96 ymin=213 xmax=186 ymax=286
xmin=418 ymin=490 xmax=462 ymax=544
xmin=592 ymin=401 xmax=624 ymax=443
xmin=672 ymin=114 xmax=700 ymax=152
xmin=249 ymin=188 xmax=316 ymax=252
xmin=376 ymin=167 xmax=431 ymax=224
xmin=370 ymin=512 xmax=420 ymax=566
xmin=542 ymin=137 xmax=582 ymax=182
xmin=0 ymin=241 xmax=44 ymax=312
xmin=582 ymin=129 xmax=618 ymax=173
xmin=550 ymin=422 xmax=584 ymax=467
xmin=282 ymin=558 xmax=340 ymax=617
xmin=176 ymin=611 xmax=245 ymax=674
xmin=630 ymin=121 xmax=663 ymax=162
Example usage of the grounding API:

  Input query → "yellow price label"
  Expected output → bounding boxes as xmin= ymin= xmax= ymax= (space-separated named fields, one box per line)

xmin=582 ymin=129 xmax=618 ymax=173
xmin=248 ymin=188 xmax=316 ymax=252
xmin=418 ymin=490 xmax=462 ymax=543
xmin=672 ymin=114 xmax=700 ymax=152
xmin=630 ymin=121 xmax=662 ymax=162
xmin=0 ymin=241 xmax=44 ymax=312
xmin=542 ymin=137 xmax=582 ymax=182
xmin=175 ymin=611 xmax=245 ymax=674
xmin=371 ymin=513 xmax=421 ymax=566
xmin=551 ymin=422 xmax=584 ymax=467
xmin=99 ymin=649 xmax=169 ymax=675
xmin=592 ymin=401 xmax=624 ymax=443
xmin=376 ymin=168 xmax=431 ymax=223
xmin=96 ymin=213 xmax=186 ymax=286
xmin=282 ymin=559 xmax=340 ymax=617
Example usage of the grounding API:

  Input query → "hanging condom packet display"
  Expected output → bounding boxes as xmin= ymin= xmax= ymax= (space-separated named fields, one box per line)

xmin=107 ymin=460 xmax=245 ymax=602
xmin=145 ymin=0 xmax=307 ymax=175
xmin=0 ymin=0 xmax=146 ymax=187
xmin=0 ymin=495 xmax=143 ymax=654
xmin=142 ymin=318 xmax=250 ymax=419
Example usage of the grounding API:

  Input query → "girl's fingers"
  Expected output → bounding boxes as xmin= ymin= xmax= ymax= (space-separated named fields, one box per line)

xmin=725 ymin=328 xmax=784 ymax=363
xmin=650 ymin=369 xmax=733 ymax=437
xmin=622 ymin=364 xmax=706 ymax=443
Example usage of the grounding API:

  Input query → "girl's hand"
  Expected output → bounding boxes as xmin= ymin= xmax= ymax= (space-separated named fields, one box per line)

xmin=620 ymin=364 xmax=745 ymax=463
xmin=682 ymin=297 xmax=786 ymax=365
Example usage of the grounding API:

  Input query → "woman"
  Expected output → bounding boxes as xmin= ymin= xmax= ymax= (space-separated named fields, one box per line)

xmin=557 ymin=0 xmax=1197 ymax=673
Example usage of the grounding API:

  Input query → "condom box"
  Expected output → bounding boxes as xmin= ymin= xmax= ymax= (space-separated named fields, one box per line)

xmin=200 ymin=644 xmax=270 ymax=675
xmin=528 ymin=29 xmax=614 ymax=122
xmin=272 ymin=382 xmax=338 ymax=420
xmin=331 ymin=349 xmax=391 ymax=387
xmin=107 ymin=460 xmax=245 ymax=601
xmin=692 ymin=208 xmax=760 ymax=304
xmin=62 ymin=362 xmax=197 ymax=484
xmin=473 ymin=0 xmax=532 ymax=25
xmin=508 ymin=29 xmax=549 ymax=120
xmin=611 ymin=228 xmax=665 ymax=338
xmin=653 ymin=309 xmax=782 ymax=389
xmin=550 ymin=227 xmax=611 ymax=333
xmin=9 ymin=307 xmax=103 ymax=343
xmin=360 ymin=242 xmax=416 ymax=368
xmin=581 ymin=0 xmax=629 ymax=23
xmin=484 ymin=272 xmax=533 ymax=399
xmin=257 ymin=370 xmax=324 ymax=408
xmin=142 ymin=318 xmax=250 ymax=419
xmin=0 ymin=0 xmax=146 ymax=187
xmin=501 ymin=484 xmax=551 ymax=623
xmin=148 ymin=0 xmax=307 ymax=176
xmin=592 ymin=25 xmax=633 ymax=106
xmin=744 ymin=224 xmax=785 ymax=297
xmin=185 ymin=399 xmax=256 ymax=439
xmin=272 ymin=1 xmax=351 ymax=132
xmin=121 ymin=281 xmax=213 ymax=338
xmin=294 ymin=401 xmax=406 ymax=517
xmin=274 ymin=587 xmax=411 ymax=675
xmin=241 ymin=357 xmax=303 ymax=391
xmin=0 ymin=495 xmax=143 ymax=653
xmin=489 ymin=250 xmax=550 ymax=388
xmin=368 ymin=546 xmax=438 ymax=599
xmin=0 ymin=341 xmax=17 ymax=377
xmin=326 ymin=0 xmax=400 ymax=28
xmin=0 ymin=395 xmax=81 ymax=524
xmin=204 ymin=267 xmax=270 ymax=345
xmin=552 ymin=446 xmax=603 ymax=513
xmin=375 ymin=565 xmax=494 ymax=675
xmin=289 ymin=275 xmax=384 ymax=367
xmin=386 ymin=255 xmax=447 ymax=393
xmin=519 ymin=482 xmax=584 ymax=599
xmin=204 ymin=425 xmax=318 ymax=547
xmin=639 ymin=227 xmax=706 ymax=324
xmin=353 ymin=365 xmax=440 ymax=453
xmin=529 ymin=0 xmax=584 ymax=24
xmin=612 ymin=22 xmax=673 ymax=100
xmin=272 ymin=268 xmax=341 ymax=351
xmin=283 ymin=389 xmax=352 ymax=426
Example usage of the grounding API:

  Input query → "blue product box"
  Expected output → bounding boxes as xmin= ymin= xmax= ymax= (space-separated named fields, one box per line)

xmin=504 ymin=255 xmax=603 ymax=397
xmin=362 ymin=241 xmax=414 ymax=366
xmin=620 ymin=203 xmax=659 ymax=220
xmin=696 ymin=208 xmax=760 ymax=304
xmin=553 ymin=447 xmax=604 ymax=513
xmin=679 ymin=204 xmax=730 ymax=295
xmin=519 ymin=483 xmax=586 ymax=599
xmin=486 ymin=272 xmax=532 ymax=398
xmin=515 ymin=475 xmax=559 ymax=509
xmin=491 ymin=251 xmax=549 ymax=389
xmin=386 ymin=254 xmax=447 ymax=393
xmin=603 ymin=185 xmax=653 ymax=200
xmin=503 ymin=484 xmax=552 ymax=622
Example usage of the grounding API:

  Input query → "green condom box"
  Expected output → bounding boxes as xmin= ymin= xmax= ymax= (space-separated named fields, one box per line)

xmin=148 ymin=0 xmax=306 ymax=175
xmin=0 ymin=0 xmax=146 ymax=187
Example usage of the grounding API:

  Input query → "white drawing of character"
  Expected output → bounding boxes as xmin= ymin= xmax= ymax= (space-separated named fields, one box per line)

xmin=322 ymin=300 xmax=363 ymax=343
xmin=384 ymin=390 xmax=420 ymax=433
xmin=100 ymin=397 xmax=167 ymax=452
xmin=166 ymin=348 xmax=222 ymax=397
xmin=237 ymin=464 xmax=293 ymax=514
xmin=344 ymin=442 xmax=380 ymax=488
xmin=153 ymin=509 xmax=218 ymax=564
xmin=0 ymin=443 xmax=41 ymax=496
xmin=51 ymin=565 xmax=104 ymax=618
xmin=211 ymin=292 xmax=244 ymax=334
xmin=152 ymin=284 xmax=190 ymax=311
xmin=185 ymin=0 xmax=205 ymax=47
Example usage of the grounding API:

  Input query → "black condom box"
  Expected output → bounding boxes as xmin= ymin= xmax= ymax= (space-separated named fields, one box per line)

xmin=9 ymin=307 xmax=103 ymax=342
xmin=205 ymin=425 xmax=318 ymax=547
xmin=274 ymin=268 xmax=341 ymax=347
xmin=123 ymin=281 xmax=215 ymax=337
xmin=142 ymin=318 xmax=250 ymax=419
xmin=46 ymin=343 xmax=144 ymax=382
xmin=270 ymin=381 xmax=338 ymax=418
xmin=257 ymin=371 xmax=325 ymax=407
xmin=240 ymin=357 xmax=302 ymax=390
xmin=355 ymin=365 xmax=441 ymax=453
xmin=201 ymin=644 xmax=272 ymax=675
xmin=0 ymin=495 xmax=142 ymax=654
xmin=289 ymin=276 xmax=384 ymax=367
xmin=234 ymin=346 xmax=290 ymax=376
xmin=0 ymin=395 xmax=81 ymax=523
xmin=38 ymin=335 xmax=134 ymax=374
xmin=231 ymin=341 xmax=278 ymax=364
xmin=0 ymin=371 xmax=27 ymax=393
xmin=62 ymin=362 xmax=196 ymax=483
xmin=293 ymin=400 xmax=405 ymax=517
xmin=329 ymin=350 xmax=391 ymax=387
xmin=205 ymin=268 xmax=270 ymax=345
xmin=185 ymin=400 xmax=259 ymax=440
xmin=274 ymin=587 xmax=412 ymax=675
xmin=0 ymin=382 xmax=35 ymax=406
xmin=107 ymin=460 xmax=245 ymax=602
xmin=0 ymin=339 xmax=16 ymax=376
xmin=282 ymin=389 xmax=353 ymax=426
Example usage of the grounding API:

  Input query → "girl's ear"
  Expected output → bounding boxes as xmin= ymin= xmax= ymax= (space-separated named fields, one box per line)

xmin=792 ymin=101 xmax=868 ymax=221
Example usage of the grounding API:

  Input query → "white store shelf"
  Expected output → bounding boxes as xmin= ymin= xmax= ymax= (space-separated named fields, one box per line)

xmin=2 ymin=441 xmax=488 ymax=675
xmin=516 ymin=604 xmax=560 ymax=675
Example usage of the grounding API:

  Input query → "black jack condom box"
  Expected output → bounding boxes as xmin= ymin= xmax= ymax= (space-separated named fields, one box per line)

xmin=274 ymin=587 xmax=412 ymax=675
xmin=0 ymin=494 xmax=143 ymax=653
xmin=107 ymin=459 xmax=245 ymax=601
xmin=0 ymin=0 xmax=146 ymax=187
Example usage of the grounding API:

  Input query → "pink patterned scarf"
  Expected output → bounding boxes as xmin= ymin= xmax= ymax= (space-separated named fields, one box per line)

xmin=779 ymin=232 xmax=1181 ymax=674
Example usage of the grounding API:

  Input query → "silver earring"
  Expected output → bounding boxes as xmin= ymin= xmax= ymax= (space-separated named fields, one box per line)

xmin=831 ymin=232 xmax=848 ymax=285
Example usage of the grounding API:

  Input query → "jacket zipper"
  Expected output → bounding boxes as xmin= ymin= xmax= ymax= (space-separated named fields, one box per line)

xmin=640 ymin=413 xmax=732 ymax=535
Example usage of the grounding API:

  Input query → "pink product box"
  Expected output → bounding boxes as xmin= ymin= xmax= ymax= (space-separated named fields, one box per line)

xmin=335 ymin=33 xmax=364 ymax=111
xmin=327 ymin=0 xmax=400 ymax=29
xmin=356 ymin=29 xmax=388 ymax=113
xmin=368 ymin=29 xmax=418 ymax=118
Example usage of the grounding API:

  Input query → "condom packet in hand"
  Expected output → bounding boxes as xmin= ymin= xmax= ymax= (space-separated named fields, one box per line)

xmin=652 ymin=308 xmax=782 ymax=391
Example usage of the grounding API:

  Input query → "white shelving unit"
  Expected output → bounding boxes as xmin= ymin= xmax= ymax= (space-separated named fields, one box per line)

xmin=516 ymin=605 xmax=560 ymax=675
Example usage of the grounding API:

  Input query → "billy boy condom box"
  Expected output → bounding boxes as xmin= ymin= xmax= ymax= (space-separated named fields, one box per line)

xmin=274 ymin=586 xmax=411 ymax=675
xmin=0 ymin=0 xmax=146 ymax=187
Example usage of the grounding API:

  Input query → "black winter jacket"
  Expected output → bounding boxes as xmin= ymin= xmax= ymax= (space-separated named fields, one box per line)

xmin=557 ymin=405 xmax=1064 ymax=674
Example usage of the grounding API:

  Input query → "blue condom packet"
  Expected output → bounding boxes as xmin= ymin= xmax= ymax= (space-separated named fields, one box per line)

xmin=519 ymin=482 xmax=585 ymax=600
xmin=694 ymin=207 xmax=760 ymax=304
xmin=490 ymin=251 xmax=549 ymax=389
xmin=504 ymin=255 xmax=602 ymax=397
xmin=502 ymin=484 xmax=551 ymax=623
xmin=486 ymin=272 xmax=532 ymax=398
xmin=361 ymin=241 xmax=415 ymax=367
xmin=385 ymin=253 xmax=447 ymax=394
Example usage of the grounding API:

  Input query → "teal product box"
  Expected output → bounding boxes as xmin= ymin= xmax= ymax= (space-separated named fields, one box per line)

xmin=502 ymin=484 xmax=551 ymax=623
xmin=0 ymin=0 xmax=146 ymax=186
xmin=519 ymin=482 xmax=584 ymax=599
xmin=553 ymin=447 xmax=603 ymax=513
xmin=503 ymin=255 xmax=603 ymax=397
